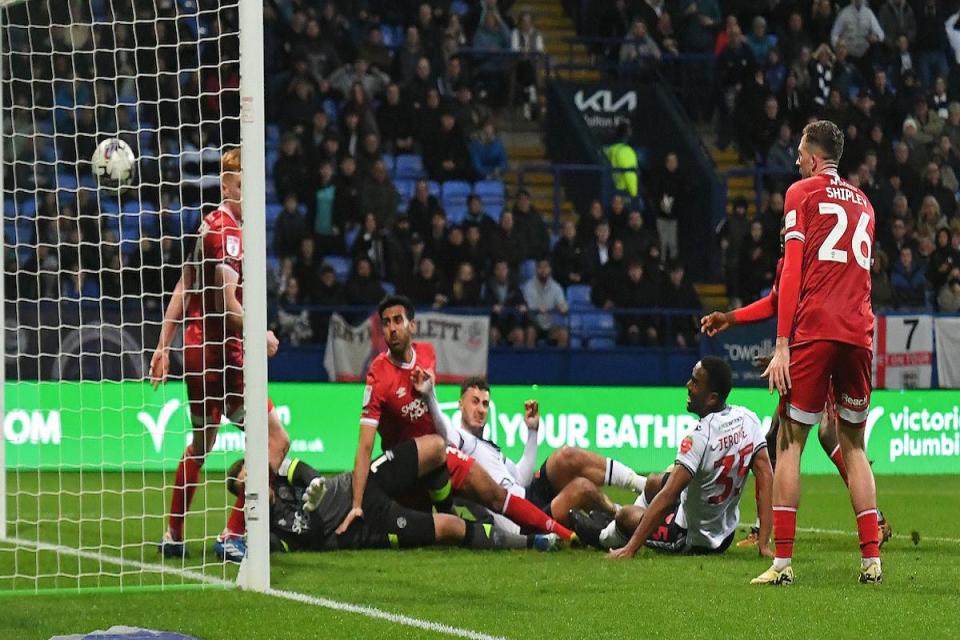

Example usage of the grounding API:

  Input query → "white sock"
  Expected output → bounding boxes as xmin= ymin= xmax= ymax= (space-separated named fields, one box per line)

xmin=861 ymin=557 xmax=881 ymax=569
xmin=606 ymin=459 xmax=645 ymax=493
xmin=773 ymin=557 xmax=791 ymax=570
xmin=753 ymin=518 xmax=760 ymax=529
xmin=633 ymin=492 xmax=649 ymax=509
xmin=599 ymin=520 xmax=628 ymax=550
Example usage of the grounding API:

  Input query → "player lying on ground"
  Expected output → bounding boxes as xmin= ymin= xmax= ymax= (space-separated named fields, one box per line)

xmin=151 ymin=147 xmax=291 ymax=562
xmin=753 ymin=121 xmax=882 ymax=585
xmin=226 ymin=434 xmax=562 ymax=553
xmin=569 ymin=357 xmax=774 ymax=560
xmin=348 ymin=294 xmax=574 ymax=540
xmin=412 ymin=371 xmax=646 ymax=529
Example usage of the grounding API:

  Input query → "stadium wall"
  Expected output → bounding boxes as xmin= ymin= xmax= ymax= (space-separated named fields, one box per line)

xmin=5 ymin=382 xmax=957 ymax=475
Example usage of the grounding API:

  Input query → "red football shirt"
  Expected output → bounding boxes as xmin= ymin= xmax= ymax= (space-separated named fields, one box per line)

xmin=184 ymin=206 xmax=243 ymax=345
xmin=782 ymin=170 xmax=875 ymax=349
xmin=359 ymin=342 xmax=438 ymax=451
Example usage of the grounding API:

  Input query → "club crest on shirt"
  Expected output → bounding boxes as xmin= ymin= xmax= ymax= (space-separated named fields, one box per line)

xmin=680 ymin=435 xmax=694 ymax=454
xmin=226 ymin=235 xmax=241 ymax=257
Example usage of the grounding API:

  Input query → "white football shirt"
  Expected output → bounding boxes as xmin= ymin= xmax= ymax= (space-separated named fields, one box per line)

xmin=674 ymin=404 xmax=766 ymax=550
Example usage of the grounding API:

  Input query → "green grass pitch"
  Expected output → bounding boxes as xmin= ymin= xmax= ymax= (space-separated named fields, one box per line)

xmin=1 ymin=472 xmax=958 ymax=639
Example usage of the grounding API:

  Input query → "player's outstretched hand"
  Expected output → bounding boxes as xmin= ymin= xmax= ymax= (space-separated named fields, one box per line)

xmin=761 ymin=343 xmax=791 ymax=395
xmin=149 ymin=348 xmax=169 ymax=390
xmin=266 ymin=330 xmax=279 ymax=358
xmin=607 ymin=546 xmax=635 ymax=560
xmin=524 ymin=400 xmax=540 ymax=431
xmin=700 ymin=311 xmax=731 ymax=336
xmin=335 ymin=507 xmax=363 ymax=535
xmin=411 ymin=366 xmax=434 ymax=395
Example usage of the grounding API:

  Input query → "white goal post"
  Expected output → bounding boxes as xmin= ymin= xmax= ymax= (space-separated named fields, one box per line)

xmin=0 ymin=0 xmax=270 ymax=593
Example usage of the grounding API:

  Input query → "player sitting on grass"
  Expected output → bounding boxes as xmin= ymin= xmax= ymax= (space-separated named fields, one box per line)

xmin=412 ymin=371 xmax=646 ymax=528
xmin=572 ymin=358 xmax=774 ymax=559
xmin=226 ymin=434 xmax=561 ymax=552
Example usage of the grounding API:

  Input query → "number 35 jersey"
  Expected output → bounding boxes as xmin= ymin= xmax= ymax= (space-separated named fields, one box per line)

xmin=783 ymin=169 xmax=875 ymax=349
xmin=674 ymin=405 xmax=767 ymax=550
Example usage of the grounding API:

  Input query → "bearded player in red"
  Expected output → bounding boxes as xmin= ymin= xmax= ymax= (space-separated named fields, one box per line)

xmin=342 ymin=295 xmax=574 ymax=541
xmin=151 ymin=148 xmax=291 ymax=561
xmin=744 ymin=121 xmax=881 ymax=585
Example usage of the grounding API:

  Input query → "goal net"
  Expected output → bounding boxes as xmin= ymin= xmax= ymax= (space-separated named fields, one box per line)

xmin=0 ymin=0 xmax=270 ymax=593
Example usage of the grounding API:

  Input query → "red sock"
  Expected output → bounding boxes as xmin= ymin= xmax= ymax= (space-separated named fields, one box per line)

xmin=773 ymin=506 xmax=797 ymax=560
xmin=168 ymin=445 xmax=203 ymax=540
xmin=503 ymin=494 xmax=574 ymax=540
xmin=856 ymin=509 xmax=880 ymax=559
xmin=829 ymin=445 xmax=849 ymax=486
xmin=226 ymin=493 xmax=246 ymax=536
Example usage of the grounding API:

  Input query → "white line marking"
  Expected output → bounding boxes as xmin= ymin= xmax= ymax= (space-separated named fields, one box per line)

xmin=740 ymin=524 xmax=960 ymax=544
xmin=4 ymin=537 xmax=507 ymax=639
xmin=265 ymin=588 xmax=507 ymax=640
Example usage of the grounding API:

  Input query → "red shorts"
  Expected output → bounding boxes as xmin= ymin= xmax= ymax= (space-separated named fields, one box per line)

xmin=183 ymin=330 xmax=273 ymax=426
xmin=785 ymin=340 xmax=871 ymax=426
xmin=445 ymin=446 xmax=476 ymax=490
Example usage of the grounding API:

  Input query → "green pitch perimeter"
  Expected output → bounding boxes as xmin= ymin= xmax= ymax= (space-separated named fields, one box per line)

xmin=0 ymin=473 xmax=958 ymax=639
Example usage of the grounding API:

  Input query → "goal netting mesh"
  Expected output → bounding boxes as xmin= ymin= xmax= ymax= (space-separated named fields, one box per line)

xmin=0 ymin=0 xmax=259 ymax=592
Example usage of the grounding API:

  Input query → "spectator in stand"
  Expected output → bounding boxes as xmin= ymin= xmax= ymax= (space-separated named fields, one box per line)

xmin=878 ymin=0 xmax=916 ymax=52
xmin=738 ymin=220 xmax=775 ymax=303
xmin=489 ymin=210 xmax=527 ymax=272
xmin=415 ymin=88 xmax=443 ymax=144
xmin=522 ymin=258 xmax=569 ymax=348
xmin=870 ymin=249 xmax=894 ymax=311
xmin=424 ymin=110 xmax=473 ymax=181
xmin=356 ymin=132 xmax=382 ymax=181
xmin=758 ymin=191 xmax=785 ymax=257
xmin=511 ymin=11 xmax=546 ymax=120
xmin=810 ymin=43 xmax=834 ymax=108
xmin=920 ymin=162 xmax=957 ymax=219
xmin=930 ymin=77 xmax=950 ymax=121
xmin=461 ymin=224 xmax=490 ymax=280
xmin=512 ymin=189 xmax=550 ymax=259
xmin=599 ymin=0 xmax=631 ymax=62
xmin=766 ymin=123 xmax=798 ymax=192
xmin=301 ymin=110 xmax=330 ymax=164
xmin=425 ymin=209 xmax=449 ymax=264
xmin=754 ymin=96 xmax=783 ymax=164
xmin=607 ymin=193 xmax=629 ymax=238
xmin=407 ymin=178 xmax=441 ymax=239
xmin=605 ymin=122 xmax=639 ymax=202
xmin=939 ymin=265 xmax=960 ymax=312
xmin=333 ymin=154 xmax=362 ymax=233
xmin=746 ymin=16 xmax=775 ymax=64
xmin=313 ymin=263 xmax=345 ymax=339
xmin=464 ymin=194 xmax=499 ymax=241
xmin=929 ymin=227 xmax=960 ymax=292
xmin=619 ymin=18 xmax=661 ymax=78
xmin=274 ymin=194 xmax=307 ymax=259
xmin=551 ymin=220 xmax=584 ymax=287
xmin=393 ymin=26 xmax=424 ymax=85
xmin=417 ymin=2 xmax=444 ymax=58
xmin=296 ymin=18 xmax=341 ymax=81
xmin=648 ymin=151 xmax=686 ymax=262
xmin=613 ymin=260 xmax=660 ymax=347
xmin=484 ymin=260 xmax=530 ymax=348
xmin=916 ymin=196 xmax=948 ymax=247
xmin=361 ymin=159 xmax=400 ymax=230
xmin=408 ymin=256 xmax=446 ymax=308
xmin=891 ymin=246 xmax=928 ymax=308
xmin=351 ymin=212 xmax=389 ymax=281
xmin=344 ymin=257 xmax=387 ymax=306
xmin=282 ymin=80 xmax=321 ymax=132
xmin=779 ymin=11 xmax=812 ymax=68
xmin=470 ymin=121 xmax=508 ymax=180
xmin=830 ymin=0 xmax=884 ymax=65
xmin=591 ymin=238 xmax=628 ymax=310
xmin=916 ymin=1 xmax=948 ymax=90
xmin=891 ymin=142 xmax=921 ymax=206
xmin=576 ymin=199 xmax=605 ymax=247
xmin=274 ymin=134 xmax=311 ymax=202
xmin=405 ymin=57 xmax=438 ymax=112
xmin=583 ymin=219 xmax=613 ymax=284
xmin=439 ymin=225 xmax=466 ymax=278
xmin=472 ymin=9 xmax=511 ymax=104
xmin=316 ymin=132 xmax=341 ymax=169
xmin=719 ymin=196 xmax=750 ymax=306
xmin=662 ymin=261 xmax=701 ymax=348
xmin=439 ymin=54 xmax=469 ymax=97
xmin=358 ymin=25 xmax=392 ymax=75
xmin=328 ymin=58 xmax=390 ymax=99
xmin=715 ymin=25 xmax=754 ymax=150
xmin=452 ymin=84 xmax=491 ymax=139
xmin=445 ymin=262 xmax=483 ymax=308
xmin=764 ymin=49 xmax=788 ymax=96
xmin=830 ymin=39 xmax=863 ymax=99
xmin=293 ymin=236 xmax=321 ymax=298
xmin=620 ymin=210 xmax=656 ymax=264
xmin=377 ymin=83 xmax=415 ymax=155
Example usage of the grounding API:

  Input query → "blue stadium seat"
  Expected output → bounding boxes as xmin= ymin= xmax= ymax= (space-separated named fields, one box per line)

xmin=382 ymin=153 xmax=395 ymax=176
xmin=19 ymin=198 xmax=37 ymax=219
xmin=428 ymin=181 xmax=441 ymax=198
xmin=473 ymin=180 xmax=504 ymax=205
xmin=589 ymin=337 xmax=617 ymax=349
xmin=266 ymin=255 xmax=280 ymax=273
xmin=441 ymin=181 xmax=472 ymax=208
xmin=324 ymin=256 xmax=352 ymax=282
xmin=181 ymin=208 xmax=202 ymax=234
xmin=395 ymin=154 xmax=424 ymax=179
xmin=382 ymin=281 xmax=396 ymax=295
xmin=266 ymin=203 xmax=284 ymax=225
xmin=519 ymin=259 xmax=536 ymax=282
xmin=344 ymin=227 xmax=359 ymax=249
xmin=395 ymin=179 xmax=416 ymax=201
xmin=266 ymin=150 xmax=279 ymax=177
xmin=3 ymin=199 xmax=15 ymax=219
xmin=567 ymin=285 xmax=592 ymax=310
xmin=266 ymin=124 xmax=281 ymax=146
xmin=446 ymin=205 xmax=468 ymax=225
xmin=100 ymin=199 xmax=121 ymax=215
xmin=581 ymin=312 xmax=616 ymax=336
xmin=56 ymin=172 xmax=79 ymax=192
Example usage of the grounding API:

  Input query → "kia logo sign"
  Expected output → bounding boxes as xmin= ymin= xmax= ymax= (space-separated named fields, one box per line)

xmin=574 ymin=90 xmax=637 ymax=113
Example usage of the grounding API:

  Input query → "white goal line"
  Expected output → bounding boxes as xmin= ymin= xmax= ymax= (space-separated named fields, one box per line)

xmin=5 ymin=536 xmax=508 ymax=640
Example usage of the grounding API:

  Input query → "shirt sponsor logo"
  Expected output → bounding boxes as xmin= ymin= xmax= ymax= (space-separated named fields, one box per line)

xmin=400 ymin=398 xmax=428 ymax=421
